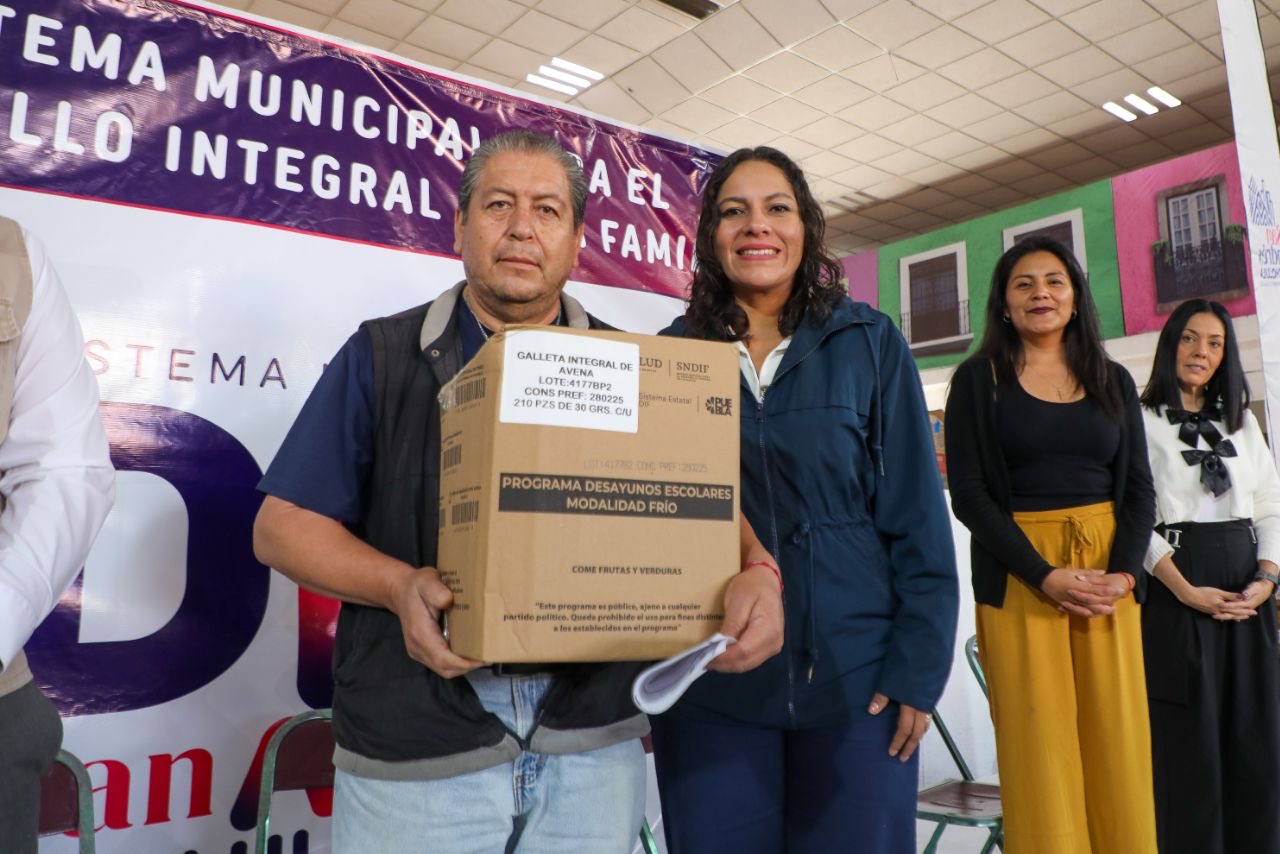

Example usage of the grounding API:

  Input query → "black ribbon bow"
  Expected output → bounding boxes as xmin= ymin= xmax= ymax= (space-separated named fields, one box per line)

xmin=1166 ymin=407 xmax=1235 ymax=497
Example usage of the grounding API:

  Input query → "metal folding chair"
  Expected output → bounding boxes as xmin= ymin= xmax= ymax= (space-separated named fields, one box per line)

xmin=916 ymin=636 xmax=1003 ymax=854
xmin=38 ymin=748 xmax=96 ymax=853
xmin=966 ymin=634 xmax=989 ymax=698
xmin=255 ymin=709 xmax=335 ymax=854
xmin=638 ymin=817 xmax=660 ymax=854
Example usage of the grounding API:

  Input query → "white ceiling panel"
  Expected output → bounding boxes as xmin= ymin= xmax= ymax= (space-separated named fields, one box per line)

xmin=793 ymin=25 xmax=885 ymax=72
xmin=1170 ymin=2 xmax=1227 ymax=37
xmin=252 ymin=0 xmax=328 ymax=30
xmin=923 ymin=92 xmax=1005 ymax=128
xmin=846 ymin=1 xmax=944 ymax=50
xmin=435 ymin=0 xmax=526 ymax=32
xmin=839 ymin=94 xmax=916 ymax=130
xmin=981 ymin=70 xmax=1062 ymax=108
xmin=1133 ymin=41 xmax=1225 ymax=82
xmin=965 ymin=112 xmax=1039 ymax=144
xmin=559 ymin=33 xmax=641 ymax=76
xmin=284 ymin=0 xmax=345 ymax=14
xmin=801 ymin=149 xmax=860 ymax=177
xmin=700 ymin=74 xmax=783 ymax=114
xmin=938 ymin=48 xmax=1027 ymax=89
xmin=742 ymin=52 xmax=830 ymax=93
xmin=1099 ymin=18 xmax=1192 ymax=65
xmin=878 ymin=113 xmax=953 ymax=146
xmin=997 ymin=20 xmax=1089 ymax=66
xmin=405 ymin=16 xmax=490 ymax=59
xmin=596 ymin=5 xmax=689 ymax=54
xmin=705 ymin=116 xmax=778 ymax=149
xmin=793 ymin=114 xmax=863 ymax=148
xmin=770 ymin=135 xmax=825 ymax=161
xmin=883 ymin=72 xmax=969 ymax=111
xmin=326 ymin=19 xmax=398 ymax=49
xmin=833 ymin=131 xmax=903 ymax=161
xmin=502 ymin=10 xmax=587 ymax=54
xmin=843 ymin=54 xmax=927 ymax=90
xmin=954 ymin=0 xmax=1052 ymax=43
xmin=1061 ymin=0 xmax=1162 ymax=41
xmin=613 ymin=57 xmax=690 ymax=114
xmin=652 ymin=33 xmax=735 ymax=94
xmin=536 ymin=0 xmax=629 ymax=30
xmin=1034 ymin=44 xmax=1124 ymax=87
xmin=893 ymin=24 xmax=986 ymax=69
xmin=661 ymin=98 xmax=738 ymax=135
xmin=234 ymin=0 xmax=1270 ymax=253
xmin=573 ymin=78 xmax=649 ymax=125
xmin=749 ymin=97 xmax=828 ymax=133
xmin=872 ymin=148 xmax=942 ymax=176
xmin=792 ymin=75 xmax=874 ymax=112
xmin=339 ymin=0 xmax=427 ymax=36
xmin=740 ymin=0 xmax=837 ymax=47
xmin=910 ymin=0 xmax=992 ymax=21
xmin=695 ymin=3 xmax=782 ymax=69
xmin=1012 ymin=89 xmax=1095 ymax=124
xmin=468 ymin=38 xmax=546 ymax=80
xmin=394 ymin=43 xmax=460 ymax=69
xmin=914 ymin=130 xmax=988 ymax=160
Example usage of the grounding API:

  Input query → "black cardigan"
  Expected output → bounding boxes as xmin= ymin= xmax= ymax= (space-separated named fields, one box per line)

xmin=944 ymin=357 xmax=1156 ymax=607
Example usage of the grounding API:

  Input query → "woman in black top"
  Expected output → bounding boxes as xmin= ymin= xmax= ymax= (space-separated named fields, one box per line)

xmin=944 ymin=236 xmax=1157 ymax=853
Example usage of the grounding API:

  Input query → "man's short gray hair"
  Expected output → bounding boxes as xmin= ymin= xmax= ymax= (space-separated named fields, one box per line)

xmin=457 ymin=130 xmax=588 ymax=227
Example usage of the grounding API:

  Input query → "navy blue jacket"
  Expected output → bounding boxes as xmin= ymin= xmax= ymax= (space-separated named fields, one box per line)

xmin=662 ymin=297 xmax=959 ymax=727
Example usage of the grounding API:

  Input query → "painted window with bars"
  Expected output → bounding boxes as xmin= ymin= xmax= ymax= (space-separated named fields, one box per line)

xmin=1153 ymin=176 xmax=1248 ymax=310
xmin=897 ymin=242 xmax=971 ymax=356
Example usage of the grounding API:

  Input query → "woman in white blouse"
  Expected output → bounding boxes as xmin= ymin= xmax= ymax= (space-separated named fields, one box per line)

xmin=1139 ymin=299 xmax=1280 ymax=854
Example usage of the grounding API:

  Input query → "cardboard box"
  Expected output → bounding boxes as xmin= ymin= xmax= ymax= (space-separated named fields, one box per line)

xmin=437 ymin=325 xmax=740 ymax=662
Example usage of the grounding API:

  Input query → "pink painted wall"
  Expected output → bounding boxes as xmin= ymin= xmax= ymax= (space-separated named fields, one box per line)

xmin=842 ymin=248 xmax=878 ymax=308
xmin=1112 ymin=141 xmax=1255 ymax=335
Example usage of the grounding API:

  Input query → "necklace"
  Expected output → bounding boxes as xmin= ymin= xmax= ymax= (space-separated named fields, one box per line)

xmin=1024 ymin=361 xmax=1074 ymax=401
xmin=464 ymin=291 xmax=562 ymax=339
xmin=464 ymin=292 xmax=495 ymax=340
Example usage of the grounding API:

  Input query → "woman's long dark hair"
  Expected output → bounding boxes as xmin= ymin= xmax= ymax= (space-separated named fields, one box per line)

xmin=1139 ymin=299 xmax=1249 ymax=432
xmin=682 ymin=147 xmax=845 ymax=341
xmin=972 ymin=235 xmax=1123 ymax=419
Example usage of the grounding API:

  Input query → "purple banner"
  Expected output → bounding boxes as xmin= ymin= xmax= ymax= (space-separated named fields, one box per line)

xmin=1 ymin=0 xmax=719 ymax=297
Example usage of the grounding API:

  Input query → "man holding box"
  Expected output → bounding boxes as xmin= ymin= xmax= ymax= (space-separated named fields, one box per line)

xmin=254 ymin=130 xmax=783 ymax=852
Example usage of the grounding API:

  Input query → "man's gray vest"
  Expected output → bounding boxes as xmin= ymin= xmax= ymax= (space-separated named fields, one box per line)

xmin=0 ymin=217 xmax=36 ymax=696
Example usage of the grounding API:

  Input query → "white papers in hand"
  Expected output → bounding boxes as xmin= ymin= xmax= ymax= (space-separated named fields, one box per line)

xmin=631 ymin=633 xmax=735 ymax=715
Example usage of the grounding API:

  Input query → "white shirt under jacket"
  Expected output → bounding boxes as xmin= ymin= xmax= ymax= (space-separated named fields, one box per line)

xmin=0 ymin=229 xmax=115 ymax=672
xmin=1143 ymin=404 xmax=1280 ymax=573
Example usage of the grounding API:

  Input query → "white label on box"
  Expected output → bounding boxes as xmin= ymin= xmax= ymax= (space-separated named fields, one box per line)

xmin=500 ymin=330 xmax=640 ymax=432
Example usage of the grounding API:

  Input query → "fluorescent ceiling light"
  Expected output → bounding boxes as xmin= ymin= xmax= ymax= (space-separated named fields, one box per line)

xmin=539 ymin=65 xmax=591 ymax=88
xmin=550 ymin=57 xmax=603 ymax=81
xmin=1148 ymin=86 xmax=1182 ymax=108
xmin=527 ymin=74 xmax=578 ymax=96
xmin=1124 ymin=93 xmax=1159 ymax=115
xmin=1102 ymin=101 xmax=1137 ymax=122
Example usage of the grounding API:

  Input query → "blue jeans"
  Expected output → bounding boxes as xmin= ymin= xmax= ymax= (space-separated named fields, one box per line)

xmin=333 ymin=670 xmax=646 ymax=853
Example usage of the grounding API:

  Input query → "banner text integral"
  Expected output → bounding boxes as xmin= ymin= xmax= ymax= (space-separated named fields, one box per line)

xmin=498 ymin=472 xmax=734 ymax=520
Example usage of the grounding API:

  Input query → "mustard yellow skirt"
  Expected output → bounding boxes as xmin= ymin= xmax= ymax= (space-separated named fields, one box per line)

xmin=975 ymin=501 xmax=1157 ymax=854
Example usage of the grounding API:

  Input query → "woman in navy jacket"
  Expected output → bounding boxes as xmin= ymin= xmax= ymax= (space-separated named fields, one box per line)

xmin=651 ymin=146 xmax=959 ymax=854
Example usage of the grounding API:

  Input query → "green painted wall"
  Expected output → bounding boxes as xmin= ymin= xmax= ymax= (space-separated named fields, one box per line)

xmin=877 ymin=180 xmax=1122 ymax=371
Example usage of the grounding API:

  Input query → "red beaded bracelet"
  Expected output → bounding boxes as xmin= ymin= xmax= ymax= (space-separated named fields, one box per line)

xmin=745 ymin=560 xmax=783 ymax=591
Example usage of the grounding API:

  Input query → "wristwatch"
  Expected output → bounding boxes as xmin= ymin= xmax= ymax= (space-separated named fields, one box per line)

xmin=1254 ymin=568 xmax=1280 ymax=594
